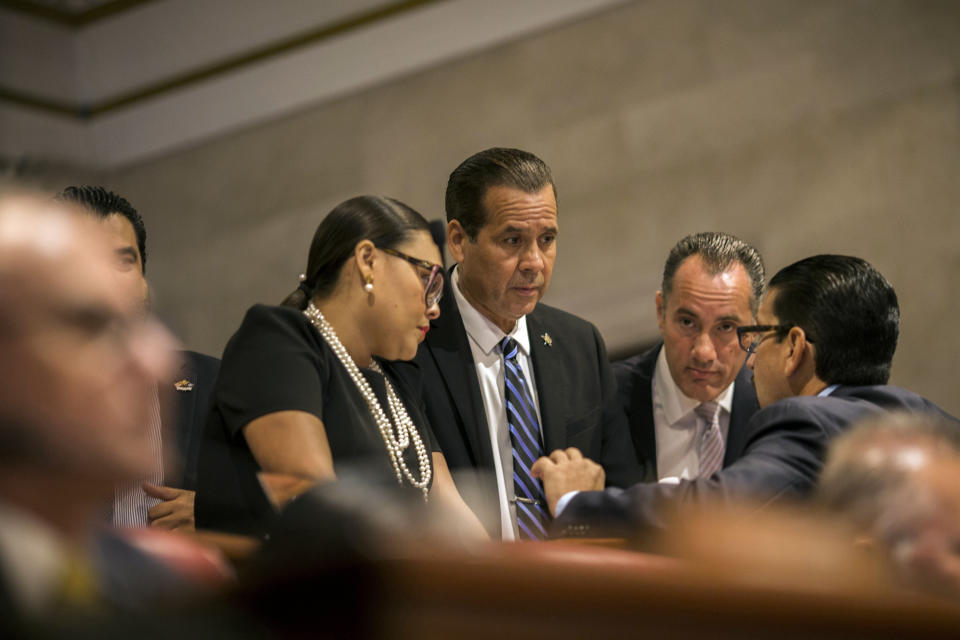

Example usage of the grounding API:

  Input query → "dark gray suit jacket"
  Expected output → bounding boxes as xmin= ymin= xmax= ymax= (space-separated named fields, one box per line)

xmin=612 ymin=343 xmax=759 ymax=481
xmin=554 ymin=384 xmax=957 ymax=537
xmin=404 ymin=271 xmax=644 ymax=538
xmin=163 ymin=350 xmax=220 ymax=491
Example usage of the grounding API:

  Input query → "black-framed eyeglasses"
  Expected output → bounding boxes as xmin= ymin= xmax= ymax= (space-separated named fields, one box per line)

xmin=736 ymin=324 xmax=795 ymax=355
xmin=380 ymin=247 xmax=444 ymax=307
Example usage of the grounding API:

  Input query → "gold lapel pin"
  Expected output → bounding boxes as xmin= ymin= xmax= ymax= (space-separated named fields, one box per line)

xmin=541 ymin=333 xmax=553 ymax=347
xmin=173 ymin=379 xmax=194 ymax=392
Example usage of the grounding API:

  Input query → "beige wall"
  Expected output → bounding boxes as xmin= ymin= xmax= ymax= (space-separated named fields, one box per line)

xmin=35 ymin=0 xmax=960 ymax=413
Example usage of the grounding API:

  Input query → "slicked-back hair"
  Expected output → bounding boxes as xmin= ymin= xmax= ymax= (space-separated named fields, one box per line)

xmin=282 ymin=196 xmax=431 ymax=310
xmin=58 ymin=185 xmax=147 ymax=274
xmin=445 ymin=147 xmax=555 ymax=240
xmin=769 ymin=254 xmax=899 ymax=386
xmin=661 ymin=232 xmax=765 ymax=314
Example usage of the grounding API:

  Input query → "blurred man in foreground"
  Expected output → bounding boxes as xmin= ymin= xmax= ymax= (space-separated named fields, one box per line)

xmin=535 ymin=255 xmax=957 ymax=536
xmin=817 ymin=412 xmax=960 ymax=599
xmin=0 ymin=190 xmax=185 ymax=618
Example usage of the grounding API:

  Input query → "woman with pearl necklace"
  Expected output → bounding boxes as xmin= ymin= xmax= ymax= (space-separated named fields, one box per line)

xmin=196 ymin=196 xmax=487 ymax=540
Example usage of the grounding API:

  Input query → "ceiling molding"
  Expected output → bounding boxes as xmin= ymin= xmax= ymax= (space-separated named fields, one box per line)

xmin=0 ymin=0 xmax=157 ymax=27
xmin=0 ymin=0 xmax=445 ymax=119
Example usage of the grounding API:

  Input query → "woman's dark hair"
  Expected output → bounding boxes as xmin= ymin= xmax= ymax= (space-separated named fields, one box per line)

xmin=282 ymin=196 xmax=431 ymax=310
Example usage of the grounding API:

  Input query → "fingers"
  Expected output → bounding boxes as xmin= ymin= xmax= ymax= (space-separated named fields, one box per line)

xmin=548 ymin=449 xmax=569 ymax=464
xmin=149 ymin=512 xmax=193 ymax=531
xmin=530 ymin=455 xmax=553 ymax=479
xmin=143 ymin=482 xmax=179 ymax=500
xmin=564 ymin=447 xmax=584 ymax=461
xmin=148 ymin=501 xmax=174 ymax=521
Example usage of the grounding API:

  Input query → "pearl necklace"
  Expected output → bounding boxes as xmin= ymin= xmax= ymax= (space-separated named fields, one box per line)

xmin=303 ymin=303 xmax=432 ymax=500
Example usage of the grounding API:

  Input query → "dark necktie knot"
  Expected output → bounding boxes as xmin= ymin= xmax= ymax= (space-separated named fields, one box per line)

xmin=500 ymin=336 xmax=519 ymax=361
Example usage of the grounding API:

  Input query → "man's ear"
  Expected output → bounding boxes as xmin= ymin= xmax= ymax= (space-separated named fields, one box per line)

xmin=783 ymin=326 xmax=810 ymax=376
xmin=655 ymin=291 xmax=666 ymax=333
xmin=447 ymin=220 xmax=467 ymax=263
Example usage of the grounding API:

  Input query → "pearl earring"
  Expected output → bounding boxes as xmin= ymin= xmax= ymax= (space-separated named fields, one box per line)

xmin=364 ymin=277 xmax=374 ymax=293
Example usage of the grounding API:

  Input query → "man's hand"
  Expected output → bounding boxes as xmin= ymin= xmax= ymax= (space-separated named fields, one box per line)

xmin=531 ymin=448 xmax=604 ymax=516
xmin=144 ymin=483 xmax=195 ymax=531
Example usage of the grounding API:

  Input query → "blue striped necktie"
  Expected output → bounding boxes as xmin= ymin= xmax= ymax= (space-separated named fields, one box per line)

xmin=500 ymin=336 xmax=550 ymax=540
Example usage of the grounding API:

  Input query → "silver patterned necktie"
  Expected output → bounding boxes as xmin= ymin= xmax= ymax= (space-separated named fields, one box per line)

xmin=695 ymin=401 xmax=724 ymax=477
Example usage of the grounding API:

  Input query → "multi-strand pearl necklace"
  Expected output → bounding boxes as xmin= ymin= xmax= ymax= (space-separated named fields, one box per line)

xmin=303 ymin=303 xmax=432 ymax=501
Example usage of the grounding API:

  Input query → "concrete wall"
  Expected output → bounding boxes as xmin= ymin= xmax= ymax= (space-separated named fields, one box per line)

xmin=35 ymin=0 xmax=960 ymax=413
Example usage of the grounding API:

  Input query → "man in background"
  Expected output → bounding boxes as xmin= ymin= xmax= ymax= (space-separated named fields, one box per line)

xmin=614 ymin=232 xmax=762 ymax=482
xmin=58 ymin=186 xmax=219 ymax=531
xmin=407 ymin=147 xmax=642 ymax=540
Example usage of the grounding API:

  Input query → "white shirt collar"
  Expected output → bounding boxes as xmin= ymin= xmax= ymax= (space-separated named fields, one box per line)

xmin=452 ymin=265 xmax=531 ymax=356
xmin=0 ymin=501 xmax=72 ymax=613
xmin=654 ymin=345 xmax=735 ymax=426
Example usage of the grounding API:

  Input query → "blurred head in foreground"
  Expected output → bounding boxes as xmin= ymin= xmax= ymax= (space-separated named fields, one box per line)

xmin=817 ymin=412 xmax=960 ymax=599
xmin=0 ymin=188 xmax=174 ymax=536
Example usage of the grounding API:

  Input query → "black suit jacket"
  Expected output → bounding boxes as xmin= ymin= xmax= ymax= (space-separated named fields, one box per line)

xmin=554 ymin=384 xmax=957 ymax=537
xmin=162 ymin=350 xmax=220 ymax=491
xmin=405 ymin=272 xmax=644 ymax=537
xmin=613 ymin=343 xmax=759 ymax=481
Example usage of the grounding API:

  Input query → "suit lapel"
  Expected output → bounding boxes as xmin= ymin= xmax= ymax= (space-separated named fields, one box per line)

xmin=171 ymin=357 xmax=200 ymax=452
xmin=425 ymin=276 xmax=495 ymax=469
xmin=724 ymin=364 xmax=759 ymax=464
xmin=630 ymin=346 xmax=660 ymax=480
xmin=527 ymin=310 xmax=566 ymax=453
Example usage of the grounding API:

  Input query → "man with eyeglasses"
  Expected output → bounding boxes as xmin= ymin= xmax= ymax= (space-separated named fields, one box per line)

xmin=612 ymin=232 xmax=763 ymax=484
xmin=400 ymin=147 xmax=643 ymax=540
xmin=534 ymin=254 xmax=957 ymax=537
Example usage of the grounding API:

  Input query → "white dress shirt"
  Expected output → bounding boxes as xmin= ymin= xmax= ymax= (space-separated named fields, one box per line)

xmin=652 ymin=348 xmax=735 ymax=481
xmin=451 ymin=266 xmax=543 ymax=541
xmin=111 ymin=385 xmax=163 ymax=528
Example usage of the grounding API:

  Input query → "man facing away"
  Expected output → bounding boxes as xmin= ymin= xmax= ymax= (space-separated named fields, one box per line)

xmin=534 ymin=254 xmax=957 ymax=536
xmin=404 ymin=147 xmax=643 ymax=540
xmin=57 ymin=186 xmax=219 ymax=531
xmin=614 ymin=232 xmax=763 ymax=483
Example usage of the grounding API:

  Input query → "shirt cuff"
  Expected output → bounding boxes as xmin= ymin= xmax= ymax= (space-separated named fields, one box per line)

xmin=554 ymin=490 xmax=580 ymax=516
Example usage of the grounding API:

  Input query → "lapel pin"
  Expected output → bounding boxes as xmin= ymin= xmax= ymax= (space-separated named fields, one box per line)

xmin=173 ymin=379 xmax=194 ymax=392
xmin=541 ymin=333 xmax=553 ymax=347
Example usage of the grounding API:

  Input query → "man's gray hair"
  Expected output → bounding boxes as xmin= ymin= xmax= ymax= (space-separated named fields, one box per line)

xmin=661 ymin=232 xmax=765 ymax=314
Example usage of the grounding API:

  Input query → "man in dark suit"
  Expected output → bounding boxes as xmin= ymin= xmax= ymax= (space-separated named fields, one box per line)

xmin=534 ymin=254 xmax=957 ymax=536
xmin=58 ymin=186 xmax=218 ymax=531
xmin=407 ymin=148 xmax=643 ymax=539
xmin=614 ymin=232 xmax=764 ymax=482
